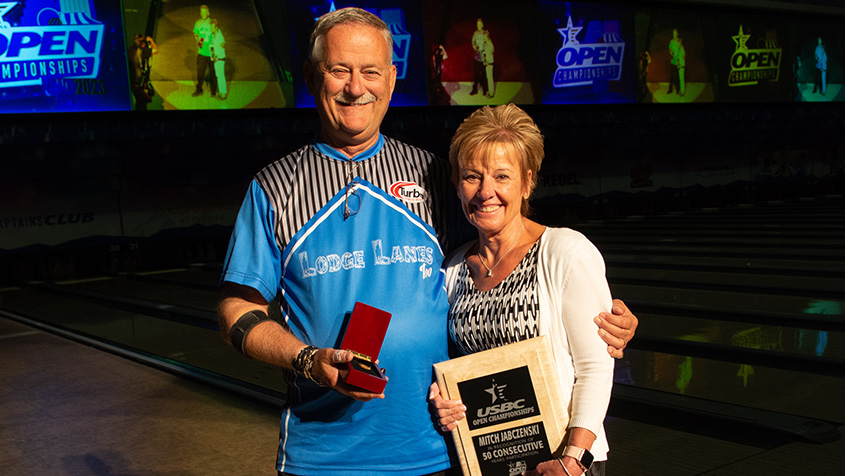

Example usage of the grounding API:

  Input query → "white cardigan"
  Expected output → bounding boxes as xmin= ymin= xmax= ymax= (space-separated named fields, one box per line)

xmin=444 ymin=227 xmax=614 ymax=461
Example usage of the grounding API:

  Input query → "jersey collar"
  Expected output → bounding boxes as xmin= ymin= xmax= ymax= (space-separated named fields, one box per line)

xmin=314 ymin=134 xmax=385 ymax=162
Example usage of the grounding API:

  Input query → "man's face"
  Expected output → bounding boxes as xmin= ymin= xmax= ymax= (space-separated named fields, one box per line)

xmin=306 ymin=24 xmax=396 ymax=153
xmin=200 ymin=7 xmax=209 ymax=19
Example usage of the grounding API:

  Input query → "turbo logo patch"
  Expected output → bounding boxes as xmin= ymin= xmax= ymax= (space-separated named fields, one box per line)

xmin=389 ymin=181 xmax=427 ymax=203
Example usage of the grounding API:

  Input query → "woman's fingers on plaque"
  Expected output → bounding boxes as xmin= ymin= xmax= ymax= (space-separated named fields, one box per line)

xmin=438 ymin=403 xmax=467 ymax=427
xmin=427 ymin=382 xmax=442 ymax=402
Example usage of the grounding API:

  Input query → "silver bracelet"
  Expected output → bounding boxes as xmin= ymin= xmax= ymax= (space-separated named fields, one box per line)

xmin=558 ymin=459 xmax=573 ymax=476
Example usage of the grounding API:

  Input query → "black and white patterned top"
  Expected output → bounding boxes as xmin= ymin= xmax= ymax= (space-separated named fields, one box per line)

xmin=448 ymin=242 xmax=541 ymax=355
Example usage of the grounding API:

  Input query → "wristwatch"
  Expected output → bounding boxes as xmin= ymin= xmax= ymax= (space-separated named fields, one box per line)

xmin=563 ymin=446 xmax=594 ymax=472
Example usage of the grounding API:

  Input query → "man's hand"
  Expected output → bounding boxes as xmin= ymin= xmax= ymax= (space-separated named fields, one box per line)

xmin=595 ymin=299 xmax=638 ymax=359
xmin=310 ymin=348 xmax=385 ymax=402
xmin=219 ymin=284 xmax=384 ymax=402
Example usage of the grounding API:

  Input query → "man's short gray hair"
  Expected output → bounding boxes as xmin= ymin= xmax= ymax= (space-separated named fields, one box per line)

xmin=308 ymin=7 xmax=393 ymax=64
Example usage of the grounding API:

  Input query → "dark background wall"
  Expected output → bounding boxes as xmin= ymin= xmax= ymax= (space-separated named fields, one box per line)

xmin=2 ymin=101 xmax=842 ymax=285
xmin=2 ymin=0 xmax=845 ymax=284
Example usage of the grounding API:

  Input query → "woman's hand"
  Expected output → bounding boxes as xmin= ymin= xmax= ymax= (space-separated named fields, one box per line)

xmin=427 ymin=382 xmax=467 ymax=432
xmin=524 ymin=457 xmax=584 ymax=476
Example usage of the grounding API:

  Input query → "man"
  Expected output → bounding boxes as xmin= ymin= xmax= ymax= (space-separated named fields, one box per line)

xmin=217 ymin=8 xmax=637 ymax=475
xmin=814 ymin=36 xmax=827 ymax=96
xmin=470 ymin=18 xmax=487 ymax=96
xmin=192 ymin=5 xmax=215 ymax=97
xmin=128 ymin=34 xmax=158 ymax=110
xmin=667 ymin=28 xmax=682 ymax=95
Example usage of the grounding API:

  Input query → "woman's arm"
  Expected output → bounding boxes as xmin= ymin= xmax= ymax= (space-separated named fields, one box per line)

xmin=553 ymin=232 xmax=615 ymax=442
xmin=529 ymin=230 xmax=615 ymax=475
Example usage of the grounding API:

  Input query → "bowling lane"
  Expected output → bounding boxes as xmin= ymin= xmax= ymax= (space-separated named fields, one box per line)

xmin=587 ymin=197 xmax=845 ymax=425
xmin=617 ymin=347 xmax=845 ymax=423
xmin=126 ymin=266 xmax=224 ymax=288
xmin=52 ymin=274 xmax=220 ymax=314
xmin=0 ymin=285 xmax=285 ymax=396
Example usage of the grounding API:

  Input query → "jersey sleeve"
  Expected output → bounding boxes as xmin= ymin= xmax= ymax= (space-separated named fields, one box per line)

xmin=220 ymin=180 xmax=282 ymax=302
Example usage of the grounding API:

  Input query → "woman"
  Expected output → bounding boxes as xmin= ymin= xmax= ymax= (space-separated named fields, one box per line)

xmin=430 ymin=104 xmax=614 ymax=476
xmin=210 ymin=19 xmax=227 ymax=100
xmin=482 ymin=30 xmax=495 ymax=98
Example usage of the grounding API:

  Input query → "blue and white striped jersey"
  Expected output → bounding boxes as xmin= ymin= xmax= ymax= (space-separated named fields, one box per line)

xmin=222 ymin=134 xmax=455 ymax=475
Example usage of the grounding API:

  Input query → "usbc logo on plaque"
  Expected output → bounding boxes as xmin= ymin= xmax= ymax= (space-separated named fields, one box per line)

xmin=458 ymin=367 xmax=552 ymax=474
xmin=459 ymin=366 xmax=540 ymax=430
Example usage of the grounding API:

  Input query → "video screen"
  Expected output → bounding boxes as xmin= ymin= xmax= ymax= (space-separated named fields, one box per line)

xmin=287 ymin=1 xmax=429 ymax=108
xmin=0 ymin=0 xmax=132 ymax=113
xmin=635 ymin=7 xmax=715 ymax=103
xmin=701 ymin=13 xmax=791 ymax=102
xmin=423 ymin=0 xmax=539 ymax=106
xmin=789 ymin=20 xmax=843 ymax=102
xmin=537 ymin=1 xmax=637 ymax=105
xmin=2 ymin=0 xmax=842 ymax=113
xmin=123 ymin=0 xmax=294 ymax=110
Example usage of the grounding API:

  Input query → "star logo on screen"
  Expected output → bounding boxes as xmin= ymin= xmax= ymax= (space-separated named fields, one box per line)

xmin=0 ymin=2 xmax=17 ymax=27
xmin=732 ymin=25 xmax=752 ymax=51
xmin=557 ymin=15 xmax=583 ymax=47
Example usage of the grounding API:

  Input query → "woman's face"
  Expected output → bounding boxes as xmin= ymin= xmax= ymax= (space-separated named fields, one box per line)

xmin=457 ymin=142 xmax=531 ymax=237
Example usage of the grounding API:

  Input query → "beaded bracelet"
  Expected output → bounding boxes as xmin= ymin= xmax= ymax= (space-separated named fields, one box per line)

xmin=292 ymin=345 xmax=326 ymax=386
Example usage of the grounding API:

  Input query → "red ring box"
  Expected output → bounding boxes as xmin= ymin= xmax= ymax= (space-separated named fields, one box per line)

xmin=339 ymin=302 xmax=391 ymax=393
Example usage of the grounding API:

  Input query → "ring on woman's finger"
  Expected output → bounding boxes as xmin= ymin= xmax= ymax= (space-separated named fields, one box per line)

xmin=621 ymin=338 xmax=627 ymax=347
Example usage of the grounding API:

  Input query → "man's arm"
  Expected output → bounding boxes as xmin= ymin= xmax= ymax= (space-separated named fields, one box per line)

xmin=594 ymin=298 xmax=638 ymax=359
xmin=218 ymin=282 xmax=295 ymax=366
xmin=218 ymin=282 xmax=384 ymax=401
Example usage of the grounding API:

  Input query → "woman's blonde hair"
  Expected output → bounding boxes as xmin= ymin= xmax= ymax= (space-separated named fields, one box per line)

xmin=449 ymin=104 xmax=544 ymax=215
